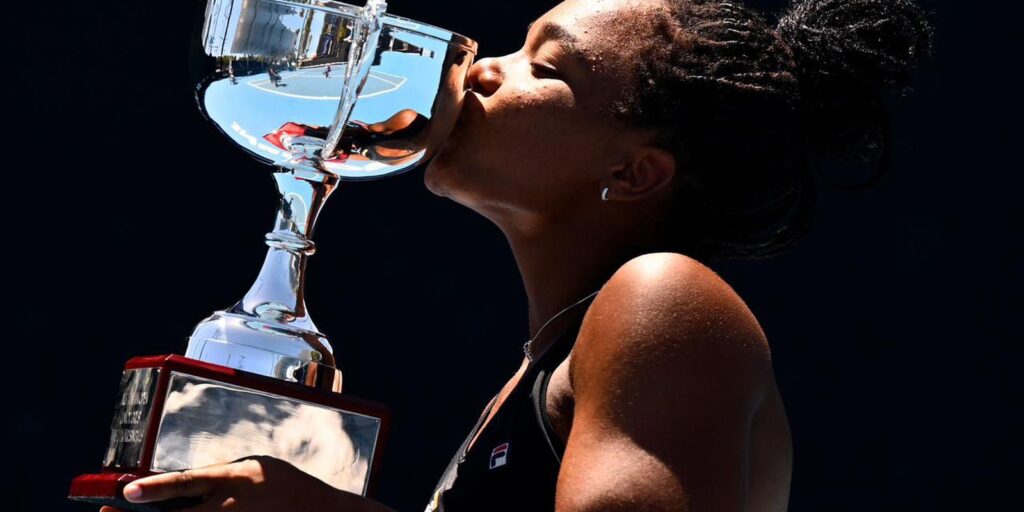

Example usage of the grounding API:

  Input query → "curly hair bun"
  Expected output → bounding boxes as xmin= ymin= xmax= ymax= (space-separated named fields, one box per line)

xmin=774 ymin=0 xmax=934 ymax=177
xmin=777 ymin=0 xmax=934 ymax=92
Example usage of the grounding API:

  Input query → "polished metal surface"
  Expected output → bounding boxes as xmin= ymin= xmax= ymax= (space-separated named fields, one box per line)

xmin=194 ymin=0 xmax=476 ymax=178
xmin=103 ymin=368 xmax=161 ymax=469
xmin=186 ymin=0 xmax=476 ymax=386
xmin=184 ymin=167 xmax=343 ymax=388
xmin=151 ymin=371 xmax=381 ymax=494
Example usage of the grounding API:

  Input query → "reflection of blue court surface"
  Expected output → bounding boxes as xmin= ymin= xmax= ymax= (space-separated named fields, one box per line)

xmin=204 ymin=49 xmax=443 ymax=168
xmin=245 ymin=67 xmax=407 ymax=101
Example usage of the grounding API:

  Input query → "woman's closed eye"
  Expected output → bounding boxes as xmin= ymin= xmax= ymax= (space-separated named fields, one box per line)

xmin=530 ymin=62 xmax=561 ymax=80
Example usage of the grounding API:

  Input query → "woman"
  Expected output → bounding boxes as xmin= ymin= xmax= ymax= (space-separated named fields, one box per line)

xmin=102 ymin=0 xmax=932 ymax=510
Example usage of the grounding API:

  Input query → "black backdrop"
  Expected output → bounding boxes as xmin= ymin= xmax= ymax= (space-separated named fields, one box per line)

xmin=12 ymin=1 xmax=1019 ymax=511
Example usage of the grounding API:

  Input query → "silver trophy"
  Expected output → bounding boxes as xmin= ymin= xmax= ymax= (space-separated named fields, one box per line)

xmin=69 ymin=1 xmax=476 ymax=508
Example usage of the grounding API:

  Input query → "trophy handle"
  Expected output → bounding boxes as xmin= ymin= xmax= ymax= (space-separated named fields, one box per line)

xmin=323 ymin=0 xmax=389 ymax=159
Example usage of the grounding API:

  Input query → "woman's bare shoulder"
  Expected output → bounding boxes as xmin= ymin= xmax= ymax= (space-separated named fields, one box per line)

xmin=601 ymin=252 xmax=753 ymax=312
xmin=557 ymin=252 xmax=781 ymax=511
xmin=569 ymin=251 xmax=774 ymax=395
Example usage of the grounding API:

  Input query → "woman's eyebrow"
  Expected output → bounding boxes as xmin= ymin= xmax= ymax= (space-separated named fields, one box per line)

xmin=526 ymin=20 xmax=584 ymax=58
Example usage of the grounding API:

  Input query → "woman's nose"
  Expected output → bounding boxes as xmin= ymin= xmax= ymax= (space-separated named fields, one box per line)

xmin=466 ymin=56 xmax=503 ymax=96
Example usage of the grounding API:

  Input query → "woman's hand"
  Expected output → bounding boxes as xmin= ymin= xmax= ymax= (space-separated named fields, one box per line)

xmin=98 ymin=455 xmax=391 ymax=512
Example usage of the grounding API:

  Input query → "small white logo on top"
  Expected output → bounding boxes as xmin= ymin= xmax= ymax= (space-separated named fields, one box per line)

xmin=489 ymin=442 xmax=509 ymax=469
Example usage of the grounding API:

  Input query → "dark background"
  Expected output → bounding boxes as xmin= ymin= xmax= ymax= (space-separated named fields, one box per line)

xmin=11 ymin=0 xmax=1019 ymax=511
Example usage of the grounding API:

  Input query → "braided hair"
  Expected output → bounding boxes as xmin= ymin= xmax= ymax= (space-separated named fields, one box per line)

xmin=614 ymin=0 xmax=934 ymax=260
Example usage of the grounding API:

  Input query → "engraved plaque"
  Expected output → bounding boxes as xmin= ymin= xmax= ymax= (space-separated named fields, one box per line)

xmin=103 ymin=368 xmax=161 ymax=469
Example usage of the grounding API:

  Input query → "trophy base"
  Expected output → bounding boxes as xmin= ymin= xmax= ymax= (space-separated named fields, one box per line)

xmin=69 ymin=354 xmax=390 ymax=509
xmin=69 ymin=472 xmax=204 ymax=511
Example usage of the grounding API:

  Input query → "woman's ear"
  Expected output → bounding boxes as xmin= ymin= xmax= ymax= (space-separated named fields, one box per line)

xmin=604 ymin=146 xmax=676 ymax=202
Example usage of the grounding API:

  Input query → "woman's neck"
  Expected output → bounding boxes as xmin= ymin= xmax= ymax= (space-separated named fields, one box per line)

xmin=502 ymin=220 xmax=642 ymax=351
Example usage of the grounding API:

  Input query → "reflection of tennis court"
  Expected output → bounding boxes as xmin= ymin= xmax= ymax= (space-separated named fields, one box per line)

xmin=203 ymin=50 xmax=440 ymax=174
xmin=245 ymin=68 xmax=406 ymax=100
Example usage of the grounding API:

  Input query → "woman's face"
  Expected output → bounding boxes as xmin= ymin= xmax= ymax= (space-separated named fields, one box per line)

xmin=425 ymin=0 xmax=664 ymax=225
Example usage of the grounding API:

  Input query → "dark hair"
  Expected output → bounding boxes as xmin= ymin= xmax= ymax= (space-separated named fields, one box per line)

xmin=614 ymin=0 xmax=935 ymax=261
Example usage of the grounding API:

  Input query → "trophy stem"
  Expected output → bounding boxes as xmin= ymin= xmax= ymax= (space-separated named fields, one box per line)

xmin=236 ymin=167 xmax=339 ymax=325
xmin=185 ymin=166 xmax=342 ymax=385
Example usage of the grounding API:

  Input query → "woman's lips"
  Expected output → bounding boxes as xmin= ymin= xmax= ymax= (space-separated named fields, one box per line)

xmin=437 ymin=91 xmax=484 ymax=157
xmin=459 ymin=91 xmax=485 ymax=127
xmin=448 ymin=95 xmax=478 ymax=138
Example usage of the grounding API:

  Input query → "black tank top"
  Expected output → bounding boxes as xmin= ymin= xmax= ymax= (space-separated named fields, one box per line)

xmin=423 ymin=297 xmax=595 ymax=512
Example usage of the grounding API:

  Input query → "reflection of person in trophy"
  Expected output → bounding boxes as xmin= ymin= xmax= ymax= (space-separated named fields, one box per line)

xmin=349 ymin=109 xmax=429 ymax=161
xmin=263 ymin=109 xmax=429 ymax=166
xmin=103 ymin=0 xmax=932 ymax=511
xmin=324 ymin=63 xmax=332 ymax=78
xmin=268 ymin=65 xmax=281 ymax=87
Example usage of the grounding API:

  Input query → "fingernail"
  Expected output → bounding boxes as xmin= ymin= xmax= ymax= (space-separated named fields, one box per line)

xmin=123 ymin=483 xmax=142 ymax=501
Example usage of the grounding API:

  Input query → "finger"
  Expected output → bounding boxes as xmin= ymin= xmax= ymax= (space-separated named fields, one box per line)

xmin=122 ymin=469 xmax=218 ymax=504
xmin=100 ymin=507 xmax=127 ymax=512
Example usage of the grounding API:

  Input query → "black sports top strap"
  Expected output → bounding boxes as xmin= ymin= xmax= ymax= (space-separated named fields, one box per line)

xmin=424 ymin=293 xmax=598 ymax=512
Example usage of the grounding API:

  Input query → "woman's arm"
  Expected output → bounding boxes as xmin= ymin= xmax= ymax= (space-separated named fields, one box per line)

xmin=556 ymin=253 xmax=776 ymax=512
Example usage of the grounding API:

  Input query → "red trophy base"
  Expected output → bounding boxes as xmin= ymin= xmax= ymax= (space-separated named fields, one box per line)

xmin=69 ymin=354 xmax=389 ymax=511
xmin=69 ymin=473 xmax=205 ymax=511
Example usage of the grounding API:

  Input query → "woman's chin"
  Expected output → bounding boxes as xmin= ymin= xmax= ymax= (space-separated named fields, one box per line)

xmin=424 ymin=138 xmax=473 ymax=193
xmin=422 ymin=159 xmax=448 ymax=197
xmin=423 ymin=156 xmax=466 ymax=200
xmin=424 ymin=158 xmax=491 ymax=211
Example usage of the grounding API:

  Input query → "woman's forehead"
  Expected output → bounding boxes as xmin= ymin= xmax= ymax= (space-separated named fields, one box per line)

xmin=541 ymin=0 xmax=664 ymax=28
xmin=538 ymin=0 xmax=666 ymax=58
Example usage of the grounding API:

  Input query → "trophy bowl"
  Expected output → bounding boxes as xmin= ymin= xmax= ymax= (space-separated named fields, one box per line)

xmin=192 ymin=0 xmax=477 ymax=178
